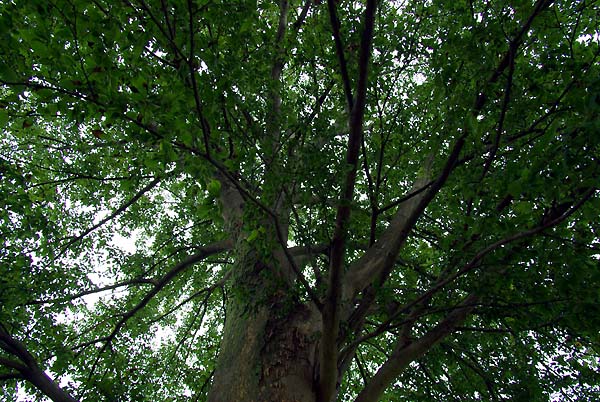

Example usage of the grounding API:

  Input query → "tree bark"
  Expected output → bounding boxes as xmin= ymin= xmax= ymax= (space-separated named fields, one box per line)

xmin=208 ymin=245 xmax=321 ymax=402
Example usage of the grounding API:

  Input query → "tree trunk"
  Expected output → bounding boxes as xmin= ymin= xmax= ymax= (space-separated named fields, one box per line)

xmin=208 ymin=245 xmax=321 ymax=402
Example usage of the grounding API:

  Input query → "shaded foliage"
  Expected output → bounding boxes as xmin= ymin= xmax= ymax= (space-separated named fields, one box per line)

xmin=0 ymin=0 xmax=599 ymax=401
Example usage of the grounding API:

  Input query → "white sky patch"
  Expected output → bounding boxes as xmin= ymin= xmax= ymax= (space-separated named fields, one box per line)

xmin=149 ymin=323 xmax=176 ymax=351
xmin=577 ymin=32 xmax=600 ymax=45
xmin=413 ymin=72 xmax=427 ymax=85
xmin=110 ymin=230 xmax=141 ymax=254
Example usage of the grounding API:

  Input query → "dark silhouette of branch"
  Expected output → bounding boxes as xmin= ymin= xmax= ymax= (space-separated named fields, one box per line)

xmin=0 ymin=325 xmax=79 ymax=402
xmin=354 ymin=294 xmax=479 ymax=402
xmin=23 ymin=278 xmax=157 ymax=306
xmin=326 ymin=0 xmax=354 ymax=110
xmin=58 ymin=176 xmax=163 ymax=257
xmin=292 ymin=0 xmax=312 ymax=32
xmin=320 ymin=1 xmax=378 ymax=399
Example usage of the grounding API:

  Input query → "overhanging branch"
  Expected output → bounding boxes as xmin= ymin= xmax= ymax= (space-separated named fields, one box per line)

xmin=58 ymin=175 xmax=163 ymax=257
xmin=395 ymin=187 xmax=596 ymax=317
xmin=327 ymin=0 xmax=354 ymax=110
xmin=338 ymin=0 xmax=557 ymax=374
xmin=0 ymin=325 xmax=79 ymax=402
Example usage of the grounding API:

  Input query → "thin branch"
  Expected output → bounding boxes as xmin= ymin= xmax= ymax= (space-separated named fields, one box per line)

xmin=263 ymin=0 xmax=290 ymax=177
xmin=392 ymin=188 xmax=596 ymax=323
xmin=58 ymin=176 xmax=163 ymax=257
xmin=25 ymin=174 xmax=154 ymax=189
xmin=159 ymin=0 xmax=176 ymax=40
xmin=87 ymin=239 xmax=232 ymax=379
xmin=0 ymin=79 xmax=97 ymax=104
xmin=475 ymin=0 xmax=554 ymax=110
xmin=164 ymin=294 xmax=211 ymax=369
xmin=378 ymin=179 xmax=434 ymax=214
xmin=341 ymin=299 xmax=484 ymax=362
xmin=147 ymin=269 xmax=232 ymax=325
xmin=23 ymin=278 xmax=157 ymax=306
xmin=454 ymin=326 xmax=514 ymax=333
xmin=326 ymin=0 xmax=354 ymax=110
xmin=442 ymin=343 xmax=499 ymax=402
xmin=128 ymin=0 xmax=187 ymax=62
xmin=196 ymin=368 xmax=215 ymax=400
xmin=186 ymin=0 xmax=213 ymax=156
xmin=355 ymin=352 xmax=369 ymax=386
xmin=479 ymin=39 xmax=517 ymax=181
xmin=291 ymin=81 xmax=334 ymax=139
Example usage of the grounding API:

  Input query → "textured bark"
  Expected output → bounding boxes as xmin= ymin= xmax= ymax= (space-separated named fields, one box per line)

xmin=207 ymin=285 xmax=266 ymax=401
xmin=208 ymin=246 xmax=320 ymax=402
xmin=258 ymin=300 xmax=320 ymax=402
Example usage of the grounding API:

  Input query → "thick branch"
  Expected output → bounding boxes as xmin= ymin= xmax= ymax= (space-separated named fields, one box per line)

xmin=215 ymin=166 xmax=323 ymax=307
xmin=0 ymin=326 xmax=78 ymax=402
xmin=385 ymin=187 xmax=596 ymax=327
xmin=340 ymin=0 xmax=556 ymax=351
xmin=343 ymin=139 xmax=462 ymax=304
xmin=0 ymin=356 xmax=27 ymax=372
xmin=354 ymin=294 xmax=479 ymax=402
xmin=319 ymin=1 xmax=377 ymax=400
xmin=0 ymin=371 xmax=22 ymax=381
xmin=292 ymin=0 xmax=312 ymax=32
xmin=287 ymin=243 xmax=329 ymax=267
xmin=264 ymin=0 xmax=289 ymax=168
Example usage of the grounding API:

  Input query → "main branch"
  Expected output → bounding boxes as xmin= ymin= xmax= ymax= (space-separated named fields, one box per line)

xmin=354 ymin=294 xmax=479 ymax=402
xmin=319 ymin=1 xmax=377 ymax=400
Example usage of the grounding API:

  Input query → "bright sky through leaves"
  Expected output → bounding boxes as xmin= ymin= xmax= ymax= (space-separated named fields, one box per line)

xmin=1 ymin=0 xmax=600 ymax=401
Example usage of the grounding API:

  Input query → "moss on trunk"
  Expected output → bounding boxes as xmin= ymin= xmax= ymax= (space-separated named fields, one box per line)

xmin=208 ymin=246 xmax=320 ymax=402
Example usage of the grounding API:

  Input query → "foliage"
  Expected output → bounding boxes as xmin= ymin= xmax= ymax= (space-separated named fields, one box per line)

xmin=0 ymin=0 xmax=599 ymax=401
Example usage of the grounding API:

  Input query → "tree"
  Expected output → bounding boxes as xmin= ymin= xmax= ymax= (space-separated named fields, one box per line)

xmin=0 ymin=0 xmax=599 ymax=400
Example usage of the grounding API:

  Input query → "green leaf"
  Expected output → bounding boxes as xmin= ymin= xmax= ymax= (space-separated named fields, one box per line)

xmin=207 ymin=179 xmax=221 ymax=197
xmin=0 ymin=109 xmax=8 ymax=128
xmin=246 ymin=229 xmax=259 ymax=242
xmin=0 ymin=61 xmax=18 ymax=81
xmin=507 ymin=180 xmax=522 ymax=197
xmin=0 ymin=1 xmax=598 ymax=401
